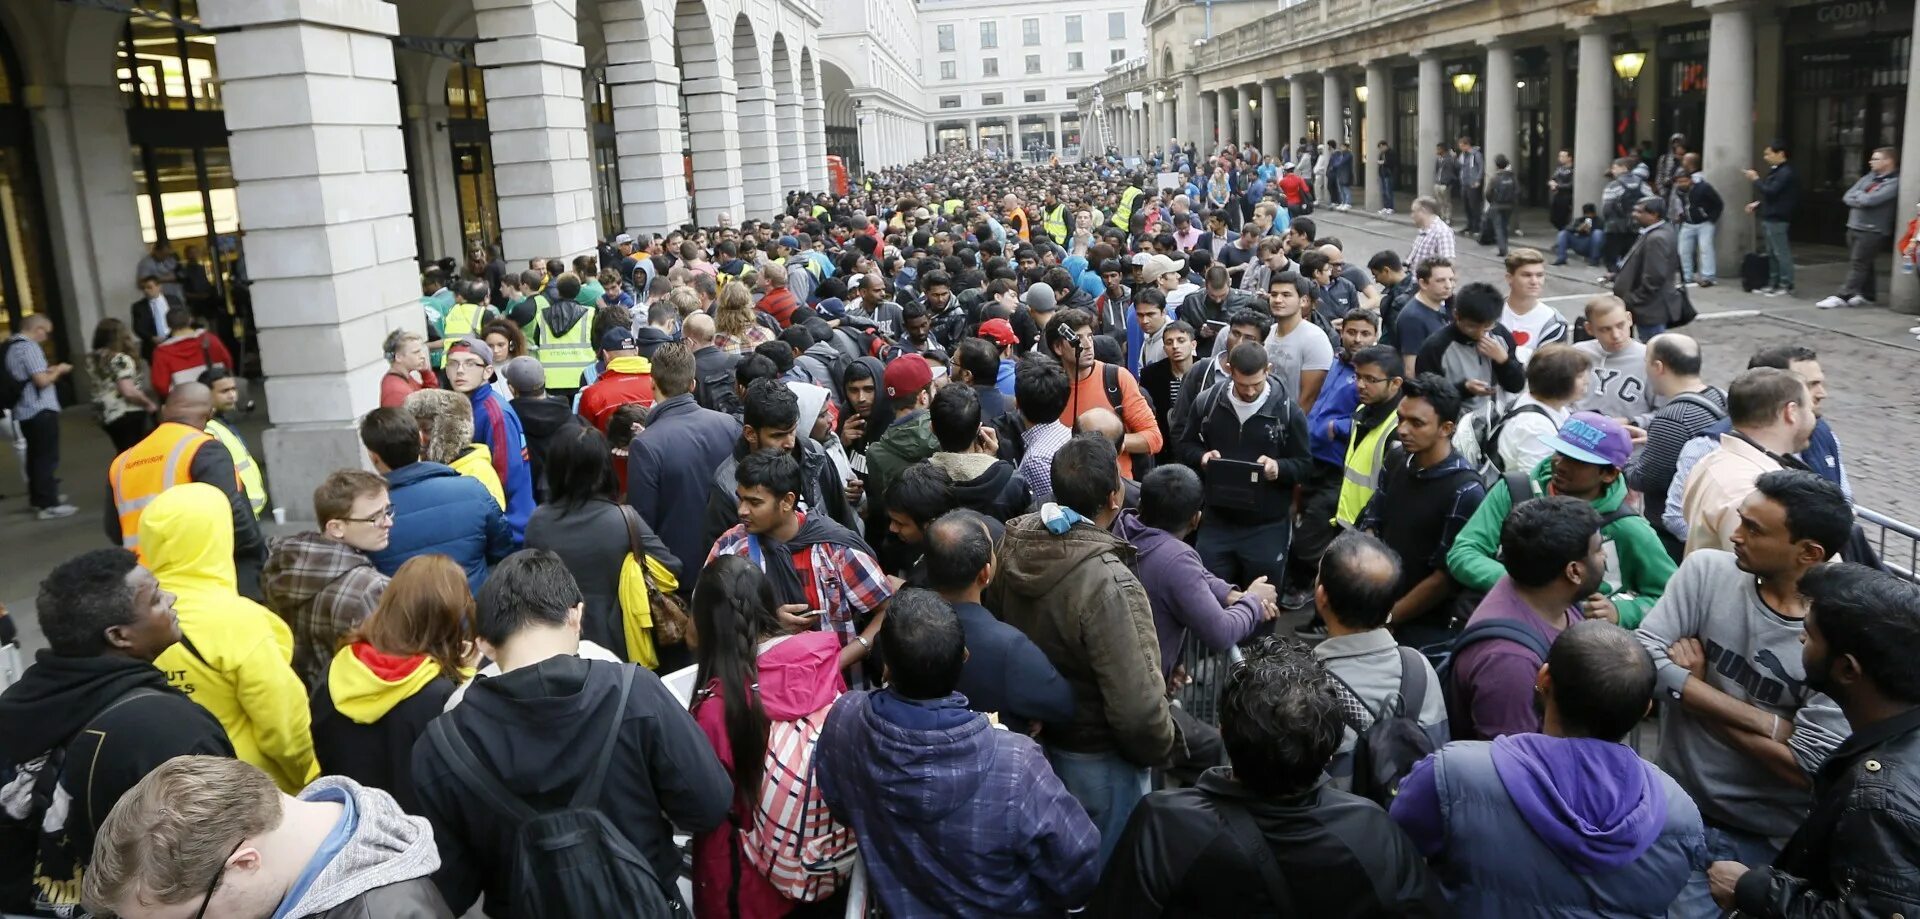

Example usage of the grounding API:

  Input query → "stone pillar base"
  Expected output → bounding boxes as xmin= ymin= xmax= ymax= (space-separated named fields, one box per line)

xmin=263 ymin=423 xmax=374 ymax=522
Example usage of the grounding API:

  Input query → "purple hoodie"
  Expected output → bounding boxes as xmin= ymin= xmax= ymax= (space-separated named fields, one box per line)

xmin=1111 ymin=509 xmax=1265 ymax=675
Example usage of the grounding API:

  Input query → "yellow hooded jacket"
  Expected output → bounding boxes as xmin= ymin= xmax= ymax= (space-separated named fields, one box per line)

xmin=451 ymin=443 xmax=507 ymax=511
xmin=145 ymin=482 xmax=318 ymax=793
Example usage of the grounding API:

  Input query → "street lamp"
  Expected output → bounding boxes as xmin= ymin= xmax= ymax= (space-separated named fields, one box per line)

xmin=1248 ymin=96 xmax=1259 ymax=110
xmin=1155 ymin=87 xmax=1166 ymax=102
xmin=1354 ymin=85 xmax=1368 ymax=104
xmin=1451 ymin=72 xmax=1477 ymax=95
xmin=1612 ymin=51 xmax=1646 ymax=82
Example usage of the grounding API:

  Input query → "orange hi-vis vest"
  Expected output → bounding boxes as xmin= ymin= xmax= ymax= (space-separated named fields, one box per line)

xmin=109 ymin=422 xmax=228 ymax=558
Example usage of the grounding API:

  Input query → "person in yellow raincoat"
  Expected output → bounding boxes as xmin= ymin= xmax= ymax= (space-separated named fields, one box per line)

xmin=144 ymin=481 xmax=318 ymax=793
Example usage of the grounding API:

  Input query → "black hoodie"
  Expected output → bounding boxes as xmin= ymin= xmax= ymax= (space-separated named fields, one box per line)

xmin=0 ymin=653 xmax=232 ymax=913
xmin=509 ymin=394 xmax=582 ymax=503
xmin=411 ymin=655 xmax=732 ymax=914
xmin=929 ymin=452 xmax=1032 ymax=522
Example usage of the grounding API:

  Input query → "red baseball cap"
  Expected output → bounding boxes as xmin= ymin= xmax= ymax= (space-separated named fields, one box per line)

xmin=977 ymin=318 xmax=1019 ymax=348
xmin=883 ymin=354 xmax=933 ymax=399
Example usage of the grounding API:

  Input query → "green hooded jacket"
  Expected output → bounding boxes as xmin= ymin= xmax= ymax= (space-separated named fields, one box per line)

xmin=1445 ymin=456 xmax=1677 ymax=628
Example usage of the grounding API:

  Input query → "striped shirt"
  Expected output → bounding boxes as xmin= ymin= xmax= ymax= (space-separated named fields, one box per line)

xmin=1624 ymin=385 xmax=1726 ymax=532
xmin=1406 ymin=222 xmax=1457 ymax=274
xmin=3 ymin=335 xmax=58 ymax=419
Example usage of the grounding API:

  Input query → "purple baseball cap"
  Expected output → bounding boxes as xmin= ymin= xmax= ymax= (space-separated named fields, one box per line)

xmin=1540 ymin=411 xmax=1633 ymax=468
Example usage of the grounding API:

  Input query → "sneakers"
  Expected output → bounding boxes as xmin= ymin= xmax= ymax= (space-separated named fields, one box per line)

xmin=1763 ymin=286 xmax=1792 ymax=298
xmin=1697 ymin=279 xmax=1715 ymax=288
xmin=1815 ymin=295 xmax=1848 ymax=309
xmin=36 ymin=504 xmax=77 ymax=520
xmin=1847 ymin=295 xmax=1872 ymax=307
xmin=1379 ymin=208 xmax=1395 ymax=215
xmin=1280 ymin=586 xmax=1314 ymax=611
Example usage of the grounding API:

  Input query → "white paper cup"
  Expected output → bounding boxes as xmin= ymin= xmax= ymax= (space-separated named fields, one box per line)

xmin=272 ymin=507 xmax=287 ymax=526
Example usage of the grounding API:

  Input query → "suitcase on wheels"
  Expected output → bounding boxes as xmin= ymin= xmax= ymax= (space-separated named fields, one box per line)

xmin=1741 ymin=221 xmax=1771 ymax=291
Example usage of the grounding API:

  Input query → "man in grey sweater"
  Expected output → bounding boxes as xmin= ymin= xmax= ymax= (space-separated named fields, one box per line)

xmin=1816 ymin=146 xmax=1900 ymax=309
xmin=1634 ymin=469 xmax=1855 ymax=919
xmin=1572 ymin=295 xmax=1653 ymax=426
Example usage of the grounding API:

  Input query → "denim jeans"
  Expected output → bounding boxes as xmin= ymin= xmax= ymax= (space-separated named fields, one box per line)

xmin=1380 ymin=175 xmax=1395 ymax=211
xmin=1669 ymin=824 xmax=1782 ymax=919
xmin=1636 ymin=322 xmax=1667 ymax=341
xmin=1762 ymin=219 xmax=1794 ymax=289
xmin=1197 ymin=517 xmax=1292 ymax=592
xmin=1555 ymin=229 xmax=1605 ymax=265
xmin=1678 ymin=221 xmax=1717 ymax=282
xmin=1489 ymin=207 xmax=1512 ymax=256
xmin=1045 ymin=747 xmax=1152 ymax=866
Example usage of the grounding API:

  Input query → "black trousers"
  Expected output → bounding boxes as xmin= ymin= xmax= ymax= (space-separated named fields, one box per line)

xmin=103 ymin=411 xmax=151 ymax=453
xmin=18 ymin=410 xmax=60 ymax=508
xmin=1289 ymin=461 xmax=1344 ymax=585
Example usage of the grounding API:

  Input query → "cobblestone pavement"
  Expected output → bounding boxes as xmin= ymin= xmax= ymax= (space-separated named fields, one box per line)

xmin=1309 ymin=207 xmax=1920 ymax=528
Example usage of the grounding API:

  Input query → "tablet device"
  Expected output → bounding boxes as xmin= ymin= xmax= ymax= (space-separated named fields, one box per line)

xmin=1204 ymin=457 xmax=1268 ymax=510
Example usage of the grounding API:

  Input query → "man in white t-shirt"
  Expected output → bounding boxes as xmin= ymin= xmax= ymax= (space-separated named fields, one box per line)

xmin=1263 ymin=270 xmax=1334 ymax=411
xmin=1497 ymin=248 xmax=1568 ymax=365
xmin=1493 ymin=343 xmax=1592 ymax=474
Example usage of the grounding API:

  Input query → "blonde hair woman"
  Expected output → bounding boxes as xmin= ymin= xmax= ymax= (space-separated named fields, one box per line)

xmin=711 ymin=278 xmax=773 ymax=355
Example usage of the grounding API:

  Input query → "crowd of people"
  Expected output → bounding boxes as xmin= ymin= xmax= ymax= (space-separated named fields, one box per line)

xmin=2 ymin=144 xmax=1917 ymax=919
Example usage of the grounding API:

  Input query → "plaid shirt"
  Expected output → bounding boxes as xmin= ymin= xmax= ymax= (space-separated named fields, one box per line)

xmin=1406 ymin=222 xmax=1457 ymax=274
xmin=708 ymin=521 xmax=892 ymax=635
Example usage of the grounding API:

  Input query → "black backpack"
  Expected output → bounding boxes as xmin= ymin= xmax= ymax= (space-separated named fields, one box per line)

xmin=1434 ymin=619 xmax=1553 ymax=741
xmin=0 ymin=338 xmax=33 ymax=411
xmin=1327 ymin=647 xmax=1437 ymax=807
xmin=1471 ymin=402 xmax=1552 ymax=482
xmin=427 ymin=667 xmax=679 ymax=919
xmin=1102 ymin=362 xmax=1157 ymax=478
xmin=1505 ymin=469 xmax=1637 ymax=528
xmin=1487 ymin=171 xmax=1519 ymax=207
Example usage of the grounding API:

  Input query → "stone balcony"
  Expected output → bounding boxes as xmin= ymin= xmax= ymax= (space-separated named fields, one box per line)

xmin=1191 ymin=0 xmax=1470 ymax=72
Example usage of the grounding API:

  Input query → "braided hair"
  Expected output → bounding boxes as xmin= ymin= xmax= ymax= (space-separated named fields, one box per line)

xmin=690 ymin=554 xmax=784 ymax=798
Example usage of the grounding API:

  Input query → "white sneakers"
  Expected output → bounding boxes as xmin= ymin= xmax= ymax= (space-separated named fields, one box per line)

xmin=1817 ymin=294 xmax=1873 ymax=309
xmin=36 ymin=504 xmax=77 ymax=520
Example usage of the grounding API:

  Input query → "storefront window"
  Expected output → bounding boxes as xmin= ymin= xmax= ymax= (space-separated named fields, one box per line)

xmin=1785 ymin=2 xmax=1911 ymax=241
xmin=589 ymin=69 xmax=623 ymax=238
xmin=446 ymin=62 xmax=501 ymax=252
xmin=120 ymin=2 xmax=222 ymax=111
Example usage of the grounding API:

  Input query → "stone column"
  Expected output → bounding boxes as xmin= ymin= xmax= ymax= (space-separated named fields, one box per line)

xmin=803 ymin=89 xmax=828 ymax=191
xmin=1260 ymin=81 xmax=1280 ymax=158
xmin=474 ymin=0 xmax=596 ymax=259
xmin=1288 ymin=74 xmax=1310 ymax=152
xmin=603 ymin=8 xmax=689 ymax=235
xmin=1321 ymin=70 xmax=1343 ymax=145
xmin=1214 ymin=89 xmax=1232 ymax=147
xmin=1700 ymin=2 xmax=1755 ymax=271
xmin=1572 ymin=27 xmax=1614 ymax=218
xmin=1182 ymin=73 xmax=1204 ymax=147
xmin=199 ymin=0 xmax=422 ymax=520
xmin=775 ymin=79 xmax=806 ymax=195
xmin=1365 ymin=61 xmax=1391 ymax=211
xmin=1895 ymin=15 xmax=1920 ymax=314
xmin=1238 ymin=83 xmax=1257 ymax=150
xmin=1483 ymin=41 xmax=1517 ymax=187
xmin=1417 ymin=54 xmax=1442 ymax=194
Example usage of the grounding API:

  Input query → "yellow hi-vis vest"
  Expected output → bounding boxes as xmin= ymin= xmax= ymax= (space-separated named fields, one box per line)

xmin=534 ymin=300 xmax=596 ymax=391
xmin=206 ymin=418 xmax=266 ymax=518
xmin=1043 ymin=205 xmax=1068 ymax=244
xmin=108 ymin=422 xmax=226 ymax=557
xmin=1336 ymin=408 xmax=1399 ymax=527
xmin=442 ymin=301 xmax=487 ymax=340
xmin=1112 ymin=187 xmax=1143 ymax=229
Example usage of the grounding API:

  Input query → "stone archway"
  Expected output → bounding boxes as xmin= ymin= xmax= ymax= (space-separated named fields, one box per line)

xmin=675 ymin=0 xmax=740 ymax=226
xmin=731 ymin=14 xmax=780 ymax=219
xmin=770 ymin=34 xmax=805 ymax=198
xmin=799 ymin=46 xmax=826 ymax=192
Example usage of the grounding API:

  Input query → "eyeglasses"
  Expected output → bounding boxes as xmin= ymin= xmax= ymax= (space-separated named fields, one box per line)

xmin=343 ymin=505 xmax=396 ymax=525
xmin=445 ymin=357 xmax=487 ymax=372
xmin=1355 ymin=374 xmax=1393 ymax=385
xmin=193 ymin=839 xmax=246 ymax=919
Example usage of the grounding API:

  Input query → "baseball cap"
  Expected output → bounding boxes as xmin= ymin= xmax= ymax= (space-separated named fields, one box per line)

xmin=778 ymin=235 xmax=801 ymax=250
xmin=883 ymin=354 xmax=933 ymax=399
xmin=814 ymin=296 xmax=848 ymax=319
xmin=1022 ymin=283 xmax=1057 ymax=313
xmin=445 ymin=336 xmax=492 ymax=367
xmin=598 ymin=327 xmax=638 ymax=352
xmin=1540 ymin=412 xmax=1633 ymax=468
xmin=977 ymin=317 xmax=1019 ymax=347
xmin=502 ymin=356 xmax=545 ymax=394
xmin=1141 ymin=253 xmax=1186 ymax=282
xmin=613 ymin=232 xmax=635 ymax=245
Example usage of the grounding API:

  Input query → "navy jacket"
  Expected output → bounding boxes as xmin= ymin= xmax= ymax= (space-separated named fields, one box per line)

xmin=628 ymin=394 xmax=738 ymax=577
xmin=370 ymin=462 xmax=514 ymax=595
xmin=951 ymin=601 xmax=1074 ymax=728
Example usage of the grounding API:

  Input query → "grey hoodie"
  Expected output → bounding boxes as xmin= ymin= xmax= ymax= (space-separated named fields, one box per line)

xmin=1842 ymin=170 xmax=1900 ymax=235
xmin=278 ymin=775 xmax=448 ymax=918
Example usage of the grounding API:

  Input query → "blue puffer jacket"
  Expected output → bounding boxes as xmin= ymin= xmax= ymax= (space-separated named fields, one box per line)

xmin=369 ymin=461 xmax=515 ymax=594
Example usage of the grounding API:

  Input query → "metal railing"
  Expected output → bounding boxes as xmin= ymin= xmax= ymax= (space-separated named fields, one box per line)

xmin=1171 ymin=632 xmax=1245 ymax=727
xmin=1857 ymin=507 xmax=1919 ymax=582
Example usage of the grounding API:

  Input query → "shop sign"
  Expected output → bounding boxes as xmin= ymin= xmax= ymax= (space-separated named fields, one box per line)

xmin=1795 ymin=0 xmax=1906 ymax=39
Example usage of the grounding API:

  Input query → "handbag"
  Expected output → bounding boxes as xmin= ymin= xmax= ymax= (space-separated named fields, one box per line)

xmin=1669 ymin=279 xmax=1698 ymax=328
xmin=616 ymin=504 xmax=691 ymax=667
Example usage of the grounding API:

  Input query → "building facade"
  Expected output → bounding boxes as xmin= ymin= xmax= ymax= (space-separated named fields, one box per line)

xmin=1083 ymin=0 xmax=1920 ymax=312
xmin=0 ymin=0 xmax=836 ymax=519
xmin=919 ymin=0 xmax=1148 ymax=162
xmin=819 ymin=0 xmax=928 ymax=175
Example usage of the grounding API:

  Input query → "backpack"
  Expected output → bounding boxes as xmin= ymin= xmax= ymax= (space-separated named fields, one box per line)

xmin=1102 ymin=363 xmax=1156 ymax=478
xmin=1435 ymin=619 xmax=1553 ymax=739
xmin=1326 ymin=647 xmax=1437 ymax=807
xmin=1465 ymin=402 xmax=1551 ymax=482
xmin=1667 ymin=391 xmax=1728 ymax=423
xmin=427 ymin=667 xmax=680 ymax=919
xmin=1487 ymin=171 xmax=1520 ymax=207
xmin=0 ymin=338 xmax=32 ymax=411
xmin=1602 ymin=184 xmax=1639 ymax=234
xmin=1504 ymin=468 xmax=1637 ymax=527
xmin=734 ymin=701 xmax=857 ymax=902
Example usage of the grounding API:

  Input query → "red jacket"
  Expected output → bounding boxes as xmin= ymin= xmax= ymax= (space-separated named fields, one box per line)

xmin=150 ymin=332 xmax=234 ymax=397
xmin=757 ymin=287 xmax=800 ymax=328
xmin=577 ymin=355 xmax=656 ymax=432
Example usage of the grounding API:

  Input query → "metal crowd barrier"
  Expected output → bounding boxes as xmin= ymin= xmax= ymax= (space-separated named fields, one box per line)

xmin=1857 ymin=507 xmax=1919 ymax=582
xmin=1172 ymin=632 xmax=1244 ymax=727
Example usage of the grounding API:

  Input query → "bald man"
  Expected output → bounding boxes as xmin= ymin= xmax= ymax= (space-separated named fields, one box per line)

xmin=1074 ymin=407 xmax=1142 ymax=508
xmin=1624 ymin=332 xmax=1729 ymax=559
xmin=106 ymin=381 xmax=268 ymax=597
